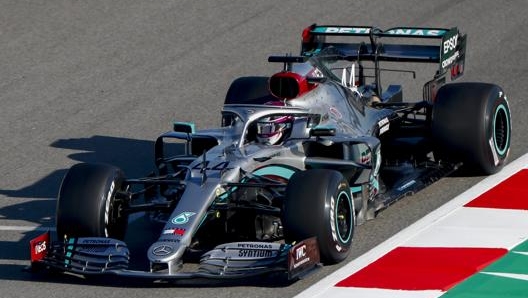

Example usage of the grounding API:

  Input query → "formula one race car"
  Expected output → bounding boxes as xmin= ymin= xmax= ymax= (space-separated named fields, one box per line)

xmin=30 ymin=25 xmax=511 ymax=282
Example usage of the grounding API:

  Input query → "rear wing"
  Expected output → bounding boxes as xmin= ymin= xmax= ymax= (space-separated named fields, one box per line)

xmin=301 ymin=24 xmax=466 ymax=79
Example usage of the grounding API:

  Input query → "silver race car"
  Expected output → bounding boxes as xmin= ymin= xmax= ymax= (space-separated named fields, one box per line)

xmin=30 ymin=25 xmax=511 ymax=282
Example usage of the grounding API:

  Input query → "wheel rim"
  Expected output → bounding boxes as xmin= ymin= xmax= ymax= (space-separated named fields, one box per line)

xmin=335 ymin=191 xmax=353 ymax=243
xmin=493 ymin=104 xmax=510 ymax=157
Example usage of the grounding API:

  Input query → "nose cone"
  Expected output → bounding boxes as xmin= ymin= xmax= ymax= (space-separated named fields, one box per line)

xmin=148 ymin=241 xmax=185 ymax=268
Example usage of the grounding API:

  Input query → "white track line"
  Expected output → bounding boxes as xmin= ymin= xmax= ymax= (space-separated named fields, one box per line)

xmin=0 ymin=225 xmax=55 ymax=232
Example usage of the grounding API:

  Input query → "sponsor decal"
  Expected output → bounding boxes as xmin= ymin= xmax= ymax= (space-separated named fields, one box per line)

xmin=171 ymin=212 xmax=196 ymax=225
xmin=292 ymin=244 xmax=310 ymax=269
xmin=159 ymin=238 xmax=181 ymax=243
xmin=442 ymin=51 xmax=460 ymax=69
xmin=103 ymin=180 xmax=116 ymax=236
xmin=360 ymin=150 xmax=371 ymax=164
xmin=152 ymin=245 xmax=173 ymax=256
xmin=443 ymin=35 xmax=459 ymax=54
xmin=317 ymin=27 xmax=371 ymax=34
xmin=330 ymin=196 xmax=342 ymax=252
xmin=30 ymin=231 xmax=50 ymax=262
xmin=163 ymin=228 xmax=185 ymax=236
xmin=329 ymin=107 xmax=343 ymax=119
xmin=315 ymin=26 xmax=446 ymax=37
xmin=79 ymin=239 xmax=112 ymax=245
xmin=378 ymin=117 xmax=390 ymax=135
xmin=192 ymin=161 xmax=231 ymax=171
xmin=441 ymin=30 xmax=460 ymax=69
xmin=237 ymin=243 xmax=273 ymax=249
xmin=489 ymin=137 xmax=499 ymax=166
xmin=34 ymin=241 xmax=46 ymax=254
xmin=385 ymin=28 xmax=446 ymax=36
xmin=293 ymin=258 xmax=311 ymax=269
xmin=288 ymin=237 xmax=320 ymax=279
xmin=308 ymin=67 xmax=324 ymax=78
xmin=79 ymin=246 xmax=109 ymax=253
xmin=397 ymin=180 xmax=416 ymax=192
xmin=238 ymin=250 xmax=273 ymax=258
xmin=295 ymin=244 xmax=307 ymax=261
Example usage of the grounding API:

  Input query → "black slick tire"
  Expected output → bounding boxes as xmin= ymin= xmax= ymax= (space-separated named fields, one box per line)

xmin=282 ymin=169 xmax=354 ymax=264
xmin=56 ymin=163 xmax=128 ymax=240
xmin=432 ymin=82 xmax=511 ymax=175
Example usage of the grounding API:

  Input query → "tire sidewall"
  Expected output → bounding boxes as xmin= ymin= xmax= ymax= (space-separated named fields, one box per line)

xmin=321 ymin=177 xmax=354 ymax=262
xmin=481 ymin=90 xmax=510 ymax=172
xmin=99 ymin=167 xmax=125 ymax=238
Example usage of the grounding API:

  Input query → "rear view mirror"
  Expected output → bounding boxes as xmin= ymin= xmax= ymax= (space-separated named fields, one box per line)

xmin=173 ymin=122 xmax=195 ymax=134
xmin=310 ymin=126 xmax=336 ymax=137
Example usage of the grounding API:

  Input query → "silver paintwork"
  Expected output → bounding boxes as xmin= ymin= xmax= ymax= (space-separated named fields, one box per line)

xmin=147 ymin=64 xmax=387 ymax=273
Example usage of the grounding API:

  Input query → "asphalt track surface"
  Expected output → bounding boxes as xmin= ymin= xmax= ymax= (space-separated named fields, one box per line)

xmin=0 ymin=0 xmax=526 ymax=297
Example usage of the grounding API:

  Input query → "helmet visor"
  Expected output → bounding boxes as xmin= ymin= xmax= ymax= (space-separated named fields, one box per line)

xmin=257 ymin=117 xmax=291 ymax=138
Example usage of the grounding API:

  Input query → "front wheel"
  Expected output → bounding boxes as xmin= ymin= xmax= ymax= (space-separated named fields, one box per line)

xmin=56 ymin=163 xmax=128 ymax=240
xmin=282 ymin=169 xmax=355 ymax=264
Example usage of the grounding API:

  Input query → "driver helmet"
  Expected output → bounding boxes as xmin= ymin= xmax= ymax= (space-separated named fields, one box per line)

xmin=256 ymin=115 xmax=293 ymax=145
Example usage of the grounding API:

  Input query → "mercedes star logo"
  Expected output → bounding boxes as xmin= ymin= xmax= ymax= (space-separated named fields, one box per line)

xmin=152 ymin=245 xmax=173 ymax=256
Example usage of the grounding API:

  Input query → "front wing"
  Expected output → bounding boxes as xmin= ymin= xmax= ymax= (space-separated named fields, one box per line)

xmin=29 ymin=231 xmax=320 ymax=282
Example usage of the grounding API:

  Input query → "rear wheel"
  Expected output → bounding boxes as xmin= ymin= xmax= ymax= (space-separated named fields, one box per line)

xmin=432 ymin=82 xmax=511 ymax=175
xmin=56 ymin=163 xmax=128 ymax=240
xmin=282 ymin=169 xmax=354 ymax=264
